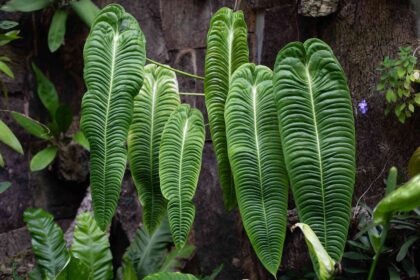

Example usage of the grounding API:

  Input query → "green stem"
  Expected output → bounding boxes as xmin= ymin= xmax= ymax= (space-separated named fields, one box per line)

xmin=368 ymin=222 xmax=390 ymax=280
xmin=146 ymin=58 xmax=205 ymax=80
xmin=179 ymin=92 xmax=205 ymax=96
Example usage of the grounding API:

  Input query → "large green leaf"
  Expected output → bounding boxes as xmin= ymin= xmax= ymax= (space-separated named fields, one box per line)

xmin=144 ymin=272 xmax=198 ymax=280
xmin=374 ymin=174 xmax=420 ymax=225
xmin=128 ymin=64 xmax=180 ymax=234
xmin=80 ymin=4 xmax=146 ymax=229
xmin=159 ymin=104 xmax=205 ymax=249
xmin=71 ymin=212 xmax=113 ymax=280
xmin=292 ymin=223 xmax=336 ymax=280
xmin=204 ymin=7 xmax=249 ymax=210
xmin=225 ymin=63 xmax=288 ymax=276
xmin=48 ymin=9 xmax=68 ymax=53
xmin=23 ymin=208 xmax=70 ymax=279
xmin=0 ymin=119 xmax=23 ymax=154
xmin=273 ymin=38 xmax=355 ymax=262
xmin=123 ymin=217 xmax=173 ymax=279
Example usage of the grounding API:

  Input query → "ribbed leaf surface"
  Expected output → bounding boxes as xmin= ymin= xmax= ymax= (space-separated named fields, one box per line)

xmin=71 ymin=212 xmax=113 ymax=280
xmin=159 ymin=104 xmax=205 ymax=248
xmin=24 ymin=208 xmax=70 ymax=279
xmin=273 ymin=38 xmax=355 ymax=261
xmin=128 ymin=64 xmax=180 ymax=234
xmin=204 ymin=7 xmax=249 ymax=210
xmin=144 ymin=272 xmax=198 ymax=280
xmin=123 ymin=217 xmax=172 ymax=279
xmin=225 ymin=63 xmax=288 ymax=276
xmin=80 ymin=4 xmax=146 ymax=229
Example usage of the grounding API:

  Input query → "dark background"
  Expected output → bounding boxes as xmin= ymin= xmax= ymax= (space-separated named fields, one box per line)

xmin=0 ymin=0 xmax=419 ymax=279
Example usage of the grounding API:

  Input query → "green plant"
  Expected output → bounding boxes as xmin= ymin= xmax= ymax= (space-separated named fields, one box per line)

xmin=80 ymin=4 xmax=146 ymax=230
xmin=7 ymin=63 xmax=86 ymax=172
xmin=204 ymin=7 xmax=249 ymax=210
xmin=24 ymin=208 xmax=200 ymax=280
xmin=225 ymin=63 xmax=288 ymax=276
xmin=1 ymin=0 xmax=99 ymax=52
xmin=159 ymin=104 xmax=205 ymax=249
xmin=376 ymin=47 xmax=420 ymax=123
xmin=127 ymin=64 xmax=180 ymax=234
xmin=408 ymin=147 xmax=420 ymax=178
xmin=0 ymin=20 xmax=20 ymax=96
xmin=273 ymin=39 xmax=355 ymax=279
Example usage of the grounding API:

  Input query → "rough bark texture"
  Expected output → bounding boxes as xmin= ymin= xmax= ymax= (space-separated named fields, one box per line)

xmin=0 ymin=0 xmax=419 ymax=279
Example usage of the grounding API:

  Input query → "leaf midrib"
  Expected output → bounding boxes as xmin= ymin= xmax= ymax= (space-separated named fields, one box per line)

xmin=305 ymin=65 xmax=327 ymax=249
xmin=100 ymin=31 xmax=119 ymax=223
xmin=148 ymin=78 xmax=158 ymax=225
xmin=251 ymin=85 xmax=274 ymax=267
xmin=176 ymin=118 xmax=189 ymax=241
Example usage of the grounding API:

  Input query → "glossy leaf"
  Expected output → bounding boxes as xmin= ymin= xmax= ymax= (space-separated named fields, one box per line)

xmin=396 ymin=236 xmax=418 ymax=262
xmin=408 ymin=147 xmax=420 ymax=178
xmin=32 ymin=63 xmax=59 ymax=119
xmin=73 ymin=131 xmax=90 ymax=151
xmin=56 ymin=256 xmax=91 ymax=280
xmin=144 ymin=272 xmax=198 ymax=280
xmin=70 ymin=0 xmax=99 ymax=27
xmin=0 ymin=152 xmax=4 ymax=167
xmin=128 ymin=64 xmax=180 ymax=234
xmin=0 ymin=181 xmax=11 ymax=193
xmin=225 ymin=63 xmax=288 ymax=276
xmin=80 ymin=4 xmax=146 ymax=229
xmin=71 ymin=212 xmax=113 ymax=280
xmin=204 ymin=7 xmax=249 ymax=210
xmin=292 ymin=223 xmax=336 ymax=280
xmin=123 ymin=217 xmax=172 ymax=279
xmin=11 ymin=112 xmax=51 ymax=140
xmin=159 ymin=244 xmax=195 ymax=273
xmin=1 ymin=0 xmax=52 ymax=12
xmin=48 ymin=9 xmax=68 ymax=52
xmin=374 ymin=174 xmax=420 ymax=225
xmin=30 ymin=146 xmax=58 ymax=172
xmin=23 ymin=208 xmax=70 ymax=279
xmin=273 ymin=38 xmax=355 ymax=262
xmin=0 ymin=119 xmax=23 ymax=154
xmin=159 ymin=104 xmax=205 ymax=248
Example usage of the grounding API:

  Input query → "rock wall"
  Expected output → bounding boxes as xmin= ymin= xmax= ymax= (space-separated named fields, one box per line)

xmin=0 ymin=0 xmax=419 ymax=279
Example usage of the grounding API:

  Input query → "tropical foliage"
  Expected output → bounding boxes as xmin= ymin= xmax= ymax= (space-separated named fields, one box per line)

xmin=204 ymin=7 xmax=249 ymax=210
xmin=80 ymin=4 xmax=146 ymax=229
xmin=273 ymin=39 xmax=356 ymax=275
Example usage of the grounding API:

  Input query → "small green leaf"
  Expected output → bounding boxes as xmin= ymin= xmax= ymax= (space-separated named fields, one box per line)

xmin=73 ymin=131 xmax=90 ymax=151
xmin=374 ymin=174 xmax=420 ymax=224
xmin=144 ymin=272 xmax=198 ymax=280
xmin=414 ymin=93 xmax=420 ymax=105
xmin=388 ymin=267 xmax=401 ymax=280
xmin=48 ymin=9 xmax=68 ymax=52
xmin=408 ymin=148 xmax=420 ymax=178
xmin=0 ymin=60 xmax=14 ymax=78
xmin=386 ymin=89 xmax=396 ymax=102
xmin=0 ymin=152 xmax=4 ymax=167
xmin=55 ymin=105 xmax=73 ymax=133
xmin=69 ymin=0 xmax=99 ymax=27
xmin=30 ymin=146 xmax=58 ymax=171
xmin=159 ymin=244 xmax=195 ymax=272
xmin=0 ymin=20 xmax=18 ymax=30
xmin=397 ymin=68 xmax=405 ymax=78
xmin=32 ymin=64 xmax=60 ymax=117
xmin=0 ymin=181 xmax=11 ymax=193
xmin=408 ymin=103 xmax=415 ymax=112
xmin=292 ymin=223 xmax=336 ymax=280
xmin=396 ymin=236 xmax=418 ymax=262
xmin=1 ymin=0 xmax=53 ymax=12
xmin=10 ymin=111 xmax=51 ymax=140
xmin=0 ymin=30 xmax=21 ymax=46
xmin=0 ymin=119 xmax=23 ymax=154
